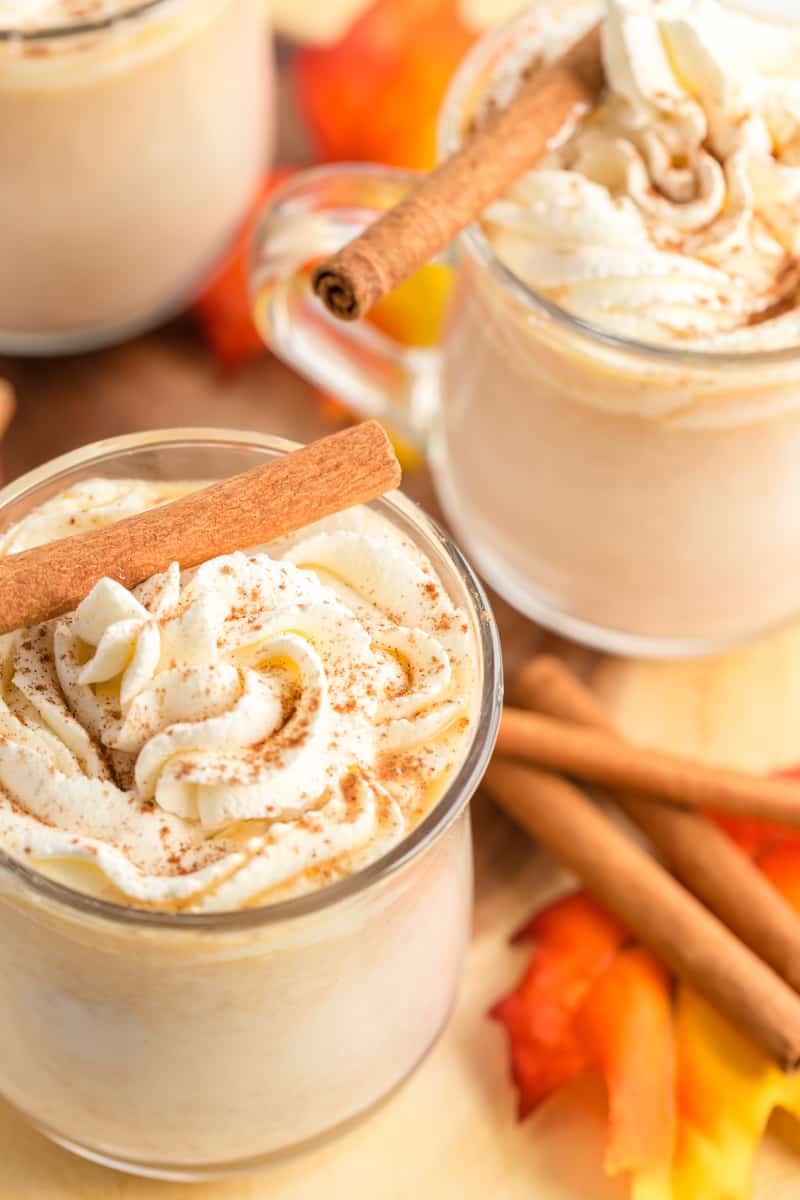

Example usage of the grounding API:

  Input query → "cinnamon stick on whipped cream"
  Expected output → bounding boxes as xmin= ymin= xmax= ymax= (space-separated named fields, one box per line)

xmin=484 ymin=758 xmax=800 ymax=1071
xmin=0 ymin=421 xmax=401 ymax=636
xmin=510 ymin=656 xmax=800 ymax=996
xmin=497 ymin=706 xmax=800 ymax=826
xmin=312 ymin=23 xmax=604 ymax=320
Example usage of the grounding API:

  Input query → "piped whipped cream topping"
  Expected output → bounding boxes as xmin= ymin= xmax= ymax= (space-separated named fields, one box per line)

xmin=485 ymin=0 xmax=800 ymax=349
xmin=0 ymin=480 xmax=477 ymax=912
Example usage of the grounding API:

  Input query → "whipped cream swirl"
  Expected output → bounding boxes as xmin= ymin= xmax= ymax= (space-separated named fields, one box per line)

xmin=485 ymin=0 xmax=800 ymax=348
xmin=0 ymin=481 xmax=477 ymax=912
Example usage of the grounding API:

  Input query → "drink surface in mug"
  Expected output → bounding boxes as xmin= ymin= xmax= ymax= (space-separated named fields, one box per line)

xmin=254 ymin=0 xmax=800 ymax=656
xmin=0 ymin=432 xmax=498 ymax=1180
xmin=0 ymin=0 xmax=272 ymax=353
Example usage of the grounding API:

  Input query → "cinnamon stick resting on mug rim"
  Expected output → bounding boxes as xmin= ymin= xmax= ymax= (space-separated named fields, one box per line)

xmin=497 ymin=704 xmax=800 ymax=826
xmin=510 ymin=655 xmax=800 ymax=997
xmin=483 ymin=757 xmax=800 ymax=1071
xmin=0 ymin=422 xmax=401 ymax=636
xmin=312 ymin=22 xmax=604 ymax=321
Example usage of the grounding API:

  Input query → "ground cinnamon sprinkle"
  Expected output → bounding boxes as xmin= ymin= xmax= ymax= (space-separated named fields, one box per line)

xmin=340 ymin=772 xmax=362 ymax=820
xmin=0 ymin=433 xmax=481 ymax=913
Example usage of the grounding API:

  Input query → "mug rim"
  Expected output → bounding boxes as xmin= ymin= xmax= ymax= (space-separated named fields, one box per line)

xmin=0 ymin=0 xmax=178 ymax=41
xmin=437 ymin=0 xmax=800 ymax=370
xmin=0 ymin=428 xmax=502 ymax=932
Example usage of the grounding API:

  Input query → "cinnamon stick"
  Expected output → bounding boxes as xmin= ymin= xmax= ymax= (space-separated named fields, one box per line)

xmin=484 ymin=758 xmax=800 ymax=1070
xmin=312 ymin=22 xmax=604 ymax=321
xmin=511 ymin=655 xmax=617 ymax=734
xmin=0 ymin=379 xmax=14 ymax=442
xmin=498 ymin=705 xmax=800 ymax=826
xmin=0 ymin=421 xmax=401 ymax=635
xmin=510 ymin=656 xmax=800 ymax=996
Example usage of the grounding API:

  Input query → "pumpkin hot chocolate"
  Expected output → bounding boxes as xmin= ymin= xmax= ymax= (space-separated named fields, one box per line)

xmin=0 ymin=433 xmax=498 ymax=1179
xmin=430 ymin=0 xmax=800 ymax=652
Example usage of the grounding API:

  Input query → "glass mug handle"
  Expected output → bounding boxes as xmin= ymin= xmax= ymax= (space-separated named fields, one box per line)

xmin=250 ymin=164 xmax=444 ymax=448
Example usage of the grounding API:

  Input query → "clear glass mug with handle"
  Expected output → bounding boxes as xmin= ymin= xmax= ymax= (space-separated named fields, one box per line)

xmin=251 ymin=0 xmax=800 ymax=660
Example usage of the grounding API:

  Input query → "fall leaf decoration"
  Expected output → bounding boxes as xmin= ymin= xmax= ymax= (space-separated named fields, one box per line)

xmin=491 ymin=802 xmax=800 ymax=1200
xmin=296 ymin=0 xmax=475 ymax=171
xmin=492 ymin=894 xmax=628 ymax=1120
xmin=194 ymin=169 xmax=296 ymax=370
xmin=576 ymin=947 xmax=675 ymax=1197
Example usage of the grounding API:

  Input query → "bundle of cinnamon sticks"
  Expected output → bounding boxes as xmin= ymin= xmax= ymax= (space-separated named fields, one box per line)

xmin=484 ymin=655 xmax=800 ymax=1071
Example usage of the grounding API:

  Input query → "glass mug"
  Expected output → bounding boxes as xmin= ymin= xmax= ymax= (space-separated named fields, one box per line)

xmin=0 ymin=429 xmax=501 ymax=1180
xmin=252 ymin=0 xmax=800 ymax=659
xmin=0 ymin=0 xmax=272 ymax=355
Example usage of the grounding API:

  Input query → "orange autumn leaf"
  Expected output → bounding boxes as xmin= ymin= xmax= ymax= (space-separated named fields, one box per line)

xmin=490 ymin=893 xmax=628 ymax=1118
xmin=505 ymin=893 xmax=629 ymax=1047
xmin=709 ymin=813 xmax=788 ymax=856
xmin=493 ymin=896 xmax=673 ymax=1195
xmin=296 ymin=0 xmax=475 ymax=171
xmin=756 ymin=840 xmax=800 ymax=912
xmin=489 ymin=983 xmax=589 ymax=1119
xmin=194 ymin=168 xmax=294 ymax=370
xmin=577 ymin=947 xmax=675 ymax=1198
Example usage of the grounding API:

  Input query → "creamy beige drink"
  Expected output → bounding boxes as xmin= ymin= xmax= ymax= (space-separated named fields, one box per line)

xmin=253 ymin=0 xmax=800 ymax=653
xmin=0 ymin=433 xmax=496 ymax=1178
xmin=430 ymin=0 xmax=800 ymax=652
xmin=0 ymin=0 xmax=271 ymax=353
